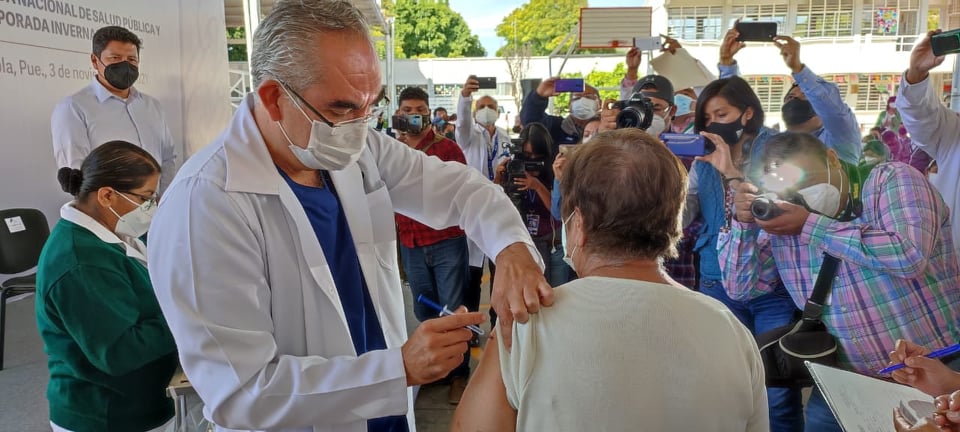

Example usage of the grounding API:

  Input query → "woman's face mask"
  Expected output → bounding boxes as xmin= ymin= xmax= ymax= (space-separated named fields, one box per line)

xmin=108 ymin=191 xmax=156 ymax=238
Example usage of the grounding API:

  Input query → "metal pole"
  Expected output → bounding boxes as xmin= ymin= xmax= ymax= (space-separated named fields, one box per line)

xmin=242 ymin=0 xmax=261 ymax=77
xmin=387 ymin=18 xmax=397 ymax=116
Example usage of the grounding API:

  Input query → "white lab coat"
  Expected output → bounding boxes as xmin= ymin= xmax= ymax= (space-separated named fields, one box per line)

xmin=896 ymin=75 xmax=960 ymax=255
xmin=148 ymin=94 xmax=540 ymax=432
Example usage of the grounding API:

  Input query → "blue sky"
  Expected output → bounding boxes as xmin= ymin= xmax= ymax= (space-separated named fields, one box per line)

xmin=448 ymin=0 xmax=646 ymax=57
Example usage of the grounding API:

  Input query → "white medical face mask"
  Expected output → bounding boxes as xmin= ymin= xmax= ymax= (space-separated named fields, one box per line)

xmin=674 ymin=94 xmax=694 ymax=117
xmin=278 ymin=86 xmax=369 ymax=171
xmin=571 ymin=97 xmax=598 ymax=120
xmin=562 ymin=211 xmax=579 ymax=273
xmin=475 ymin=107 xmax=498 ymax=126
xmin=797 ymin=160 xmax=842 ymax=217
xmin=109 ymin=192 xmax=156 ymax=238
xmin=646 ymin=114 xmax=667 ymax=138
xmin=863 ymin=156 xmax=880 ymax=165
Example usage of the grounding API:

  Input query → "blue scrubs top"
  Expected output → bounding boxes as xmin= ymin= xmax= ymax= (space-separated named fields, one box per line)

xmin=280 ymin=169 xmax=408 ymax=432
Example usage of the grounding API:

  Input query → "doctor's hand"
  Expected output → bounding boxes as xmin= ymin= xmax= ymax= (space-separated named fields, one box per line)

xmin=492 ymin=243 xmax=554 ymax=349
xmin=402 ymin=307 xmax=486 ymax=386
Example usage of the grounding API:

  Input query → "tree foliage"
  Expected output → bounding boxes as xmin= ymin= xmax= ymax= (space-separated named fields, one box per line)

xmin=553 ymin=63 xmax=627 ymax=117
xmin=381 ymin=0 xmax=486 ymax=59
xmin=226 ymin=27 xmax=247 ymax=62
xmin=495 ymin=0 xmax=587 ymax=57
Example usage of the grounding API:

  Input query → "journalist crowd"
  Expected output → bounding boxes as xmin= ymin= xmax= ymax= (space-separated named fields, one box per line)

xmin=25 ymin=0 xmax=960 ymax=431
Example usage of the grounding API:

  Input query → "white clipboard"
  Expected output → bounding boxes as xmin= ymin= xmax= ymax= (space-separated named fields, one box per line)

xmin=806 ymin=361 xmax=936 ymax=432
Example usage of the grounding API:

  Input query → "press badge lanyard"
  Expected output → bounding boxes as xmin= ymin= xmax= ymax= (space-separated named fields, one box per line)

xmin=486 ymin=131 xmax=500 ymax=181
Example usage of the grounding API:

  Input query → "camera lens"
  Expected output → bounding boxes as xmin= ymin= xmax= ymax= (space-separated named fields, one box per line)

xmin=750 ymin=197 xmax=783 ymax=221
xmin=615 ymin=109 xmax=641 ymax=129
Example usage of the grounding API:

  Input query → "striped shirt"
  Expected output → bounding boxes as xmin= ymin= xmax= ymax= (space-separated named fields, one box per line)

xmin=718 ymin=162 xmax=960 ymax=376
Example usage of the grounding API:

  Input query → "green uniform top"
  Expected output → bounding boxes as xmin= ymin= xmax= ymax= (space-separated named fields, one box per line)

xmin=35 ymin=204 xmax=177 ymax=432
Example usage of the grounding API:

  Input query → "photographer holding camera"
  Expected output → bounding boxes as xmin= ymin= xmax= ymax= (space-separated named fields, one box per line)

xmin=718 ymin=26 xmax=861 ymax=167
xmin=686 ymin=75 xmax=803 ymax=431
xmin=600 ymin=74 xmax=675 ymax=137
xmin=720 ymin=132 xmax=960 ymax=432
xmin=494 ymin=123 xmax=556 ymax=280
xmin=521 ymin=78 xmax=600 ymax=149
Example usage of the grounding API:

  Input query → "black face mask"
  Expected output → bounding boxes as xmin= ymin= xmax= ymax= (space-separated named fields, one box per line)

xmin=782 ymin=98 xmax=817 ymax=126
xmin=100 ymin=59 xmax=139 ymax=90
xmin=704 ymin=113 xmax=745 ymax=146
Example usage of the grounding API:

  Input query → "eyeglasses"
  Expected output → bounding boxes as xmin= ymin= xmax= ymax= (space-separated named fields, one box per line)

xmin=118 ymin=190 xmax=159 ymax=210
xmin=280 ymin=81 xmax=381 ymax=128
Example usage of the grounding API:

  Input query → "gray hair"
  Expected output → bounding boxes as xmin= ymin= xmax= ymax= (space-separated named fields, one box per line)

xmin=251 ymin=0 xmax=372 ymax=89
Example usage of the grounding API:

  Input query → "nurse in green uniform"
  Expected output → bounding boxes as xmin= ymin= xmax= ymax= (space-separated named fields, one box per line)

xmin=36 ymin=140 xmax=177 ymax=432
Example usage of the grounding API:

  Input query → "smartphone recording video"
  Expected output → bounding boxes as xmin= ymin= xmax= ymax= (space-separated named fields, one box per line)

xmin=554 ymin=78 xmax=585 ymax=93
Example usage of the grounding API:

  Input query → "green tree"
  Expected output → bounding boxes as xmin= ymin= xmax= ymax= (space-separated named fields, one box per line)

xmin=553 ymin=63 xmax=627 ymax=117
xmin=226 ymin=27 xmax=247 ymax=62
xmin=497 ymin=0 xmax=586 ymax=57
xmin=384 ymin=0 xmax=485 ymax=59
xmin=496 ymin=0 xmax=616 ymax=57
xmin=373 ymin=0 xmax=405 ymax=59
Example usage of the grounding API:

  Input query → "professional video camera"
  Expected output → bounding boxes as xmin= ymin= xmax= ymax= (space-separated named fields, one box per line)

xmin=502 ymin=143 xmax=546 ymax=208
xmin=609 ymin=91 xmax=655 ymax=130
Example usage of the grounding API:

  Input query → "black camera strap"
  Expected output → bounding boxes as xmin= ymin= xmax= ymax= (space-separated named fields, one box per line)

xmin=799 ymin=253 xmax=841 ymax=329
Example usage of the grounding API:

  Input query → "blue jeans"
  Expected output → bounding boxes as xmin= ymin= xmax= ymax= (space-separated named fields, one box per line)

xmin=804 ymin=386 xmax=841 ymax=432
xmin=699 ymin=279 xmax=804 ymax=432
xmin=400 ymin=236 xmax=470 ymax=378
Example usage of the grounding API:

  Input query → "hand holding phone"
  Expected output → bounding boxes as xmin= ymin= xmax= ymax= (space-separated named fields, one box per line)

xmin=931 ymin=29 xmax=960 ymax=56
xmin=908 ymin=30 xmax=950 ymax=84
xmin=476 ymin=77 xmax=497 ymax=89
xmin=735 ymin=22 xmax=777 ymax=42
xmin=661 ymin=133 xmax=711 ymax=157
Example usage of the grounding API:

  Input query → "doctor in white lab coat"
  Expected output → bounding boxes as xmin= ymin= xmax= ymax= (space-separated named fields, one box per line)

xmin=146 ymin=2 xmax=552 ymax=432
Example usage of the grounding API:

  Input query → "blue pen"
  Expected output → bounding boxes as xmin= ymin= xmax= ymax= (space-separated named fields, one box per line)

xmin=879 ymin=343 xmax=960 ymax=374
xmin=416 ymin=295 xmax=485 ymax=336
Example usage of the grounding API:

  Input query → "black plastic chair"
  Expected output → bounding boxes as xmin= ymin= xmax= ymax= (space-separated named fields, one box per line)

xmin=0 ymin=208 xmax=50 ymax=370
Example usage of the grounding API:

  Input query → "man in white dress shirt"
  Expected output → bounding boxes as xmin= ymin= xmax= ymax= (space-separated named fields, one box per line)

xmin=51 ymin=26 xmax=177 ymax=191
xmin=147 ymin=1 xmax=552 ymax=431
xmin=456 ymin=75 xmax=513 ymax=323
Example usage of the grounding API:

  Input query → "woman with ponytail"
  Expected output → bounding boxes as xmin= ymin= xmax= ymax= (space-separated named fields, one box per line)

xmin=36 ymin=140 xmax=177 ymax=432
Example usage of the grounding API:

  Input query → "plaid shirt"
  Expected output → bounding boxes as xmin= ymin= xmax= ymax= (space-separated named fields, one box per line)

xmin=719 ymin=162 xmax=960 ymax=376
xmin=395 ymin=130 xmax=467 ymax=248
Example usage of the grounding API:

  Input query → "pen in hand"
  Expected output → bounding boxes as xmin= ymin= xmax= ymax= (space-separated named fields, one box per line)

xmin=879 ymin=343 xmax=960 ymax=375
xmin=416 ymin=295 xmax=485 ymax=336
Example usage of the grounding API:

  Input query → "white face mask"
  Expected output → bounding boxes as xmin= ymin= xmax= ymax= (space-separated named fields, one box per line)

xmin=797 ymin=160 xmax=842 ymax=217
xmin=278 ymin=86 xmax=369 ymax=171
xmin=646 ymin=114 xmax=667 ymax=138
xmin=863 ymin=156 xmax=880 ymax=165
xmin=571 ymin=97 xmax=598 ymax=120
xmin=562 ymin=211 xmax=579 ymax=273
xmin=109 ymin=192 xmax=156 ymax=238
xmin=475 ymin=107 xmax=498 ymax=126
